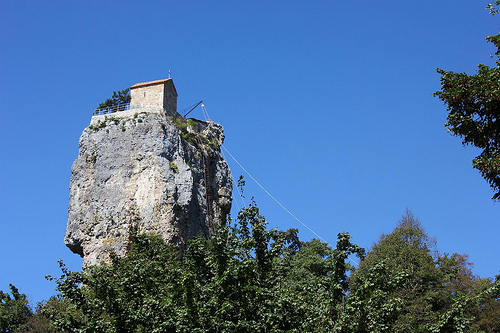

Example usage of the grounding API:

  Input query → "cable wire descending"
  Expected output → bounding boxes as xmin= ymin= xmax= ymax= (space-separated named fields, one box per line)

xmin=221 ymin=149 xmax=244 ymax=211
xmin=221 ymin=145 xmax=360 ymax=265
xmin=221 ymin=145 xmax=328 ymax=243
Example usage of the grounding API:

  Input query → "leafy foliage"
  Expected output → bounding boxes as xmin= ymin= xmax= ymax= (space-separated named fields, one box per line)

xmin=46 ymin=196 xmax=366 ymax=332
xmin=349 ymin=210 xmax=443 ymax=332
xmin=434 ymin=4 xmax=500 ymax=200
xmin=18 ymin=297 xmax=66 ymax=333
xmin=428 ymin=276 xmax=500 ymax=333
xmin=469 ymin=277 xmax=500 ymax=333
xmin=0 ymin=284 xmax=31 ymax=333
xmin=44 ymin=198 xmax=500 ymax=332
xmin=349 ymin=210 xmax=500 ymax=333
xmin=1 ymin=204 xmax=493 ymax=332
xmin=487 ymin=0 xmax=500 ymax=15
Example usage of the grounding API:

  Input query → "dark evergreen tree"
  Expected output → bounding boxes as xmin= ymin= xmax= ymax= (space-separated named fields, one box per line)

xmin=95 ymin=88 xmax=131 ymax=114
xmin=349 ymin=210 xmax=444 ymax=332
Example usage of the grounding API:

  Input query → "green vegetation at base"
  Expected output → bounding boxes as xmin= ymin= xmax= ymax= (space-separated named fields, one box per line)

xmin=43 ymin=208 xmax=500 ymax=332
xmin=42 ymin=199 xmax=366 ymax=332
xmin=4 ymin=181 xmax=498 ymax=332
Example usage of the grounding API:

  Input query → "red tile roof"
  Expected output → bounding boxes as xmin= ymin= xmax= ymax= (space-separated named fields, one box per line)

xmin=130 ymin=78 xmax=172 ymax=89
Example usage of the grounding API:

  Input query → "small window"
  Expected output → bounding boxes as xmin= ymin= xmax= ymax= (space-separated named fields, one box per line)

xmin=144 ymin=92 xmax=146 ymax=98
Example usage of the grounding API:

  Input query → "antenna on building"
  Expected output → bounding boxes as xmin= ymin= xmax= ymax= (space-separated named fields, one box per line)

xmin=168 ymin=70 xmax=171 ymax=79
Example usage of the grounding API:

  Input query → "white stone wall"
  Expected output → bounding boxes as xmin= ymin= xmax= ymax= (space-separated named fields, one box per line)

xmin=90 ymin=108 xmax=162 ymax=126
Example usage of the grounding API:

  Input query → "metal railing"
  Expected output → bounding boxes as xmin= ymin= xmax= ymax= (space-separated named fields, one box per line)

xmin=93 ymin=103 xmax=131 ymax=116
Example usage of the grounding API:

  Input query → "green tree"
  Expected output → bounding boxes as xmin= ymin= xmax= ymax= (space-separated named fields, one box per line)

xmin=469 ymin=276 xmax=500 ymax=333
xmin=95 ymin=88 xmax=131 ymax=114
xmin=43 ymin=203 xmax=499 ymax=331
xmin=434 ymin=3 xmax=500 ymax=200
xmin=16 ymin=297 xmax=65 ymax=333
xmin=428 ymin=275 xmax=500 ymax=333
xmin=349 ymin=210 xmax=500 ymax=333
xmin=0 ymin=284 xmax=32 ymax=333
xmin=341 ymin=259 xmax=409 ymax=332
xmin=349 ymin=210 xmax=447 ymax=332
xmin=46 ymin=196 xmax=366 ymax=332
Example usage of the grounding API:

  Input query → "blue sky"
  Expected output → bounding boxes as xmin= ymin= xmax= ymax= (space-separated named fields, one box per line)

xmin=1 ymin=1 xmax=498 ymax=305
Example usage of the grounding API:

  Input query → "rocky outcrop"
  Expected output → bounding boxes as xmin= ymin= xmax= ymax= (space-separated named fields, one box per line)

xmin=65 ymin=109 xmax=232 ymax=267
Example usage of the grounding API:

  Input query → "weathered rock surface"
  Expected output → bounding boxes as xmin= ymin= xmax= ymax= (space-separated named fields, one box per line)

xmin=65 ymin=110 xmax=232 ymax=267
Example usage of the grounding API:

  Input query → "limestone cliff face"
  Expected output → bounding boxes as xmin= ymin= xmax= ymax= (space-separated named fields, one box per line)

xmin=65 ymin=109 xmax=232 ymax=267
